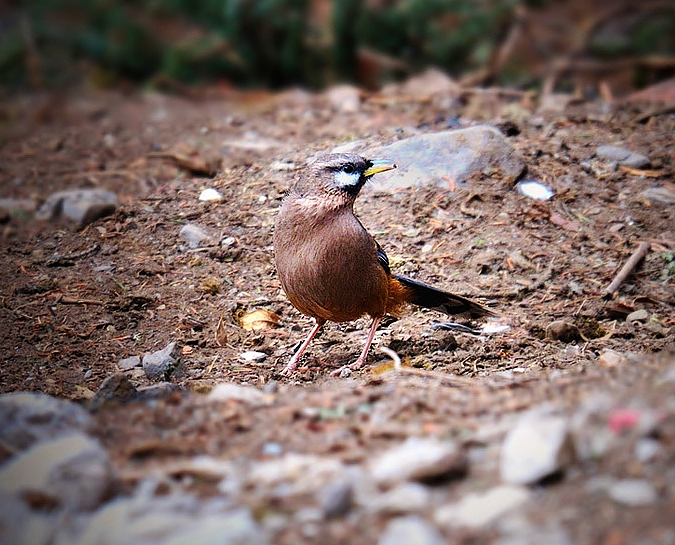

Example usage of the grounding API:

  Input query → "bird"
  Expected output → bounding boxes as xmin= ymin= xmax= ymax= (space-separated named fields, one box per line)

xmin=273 ymin=153 xmax=496 ymax=377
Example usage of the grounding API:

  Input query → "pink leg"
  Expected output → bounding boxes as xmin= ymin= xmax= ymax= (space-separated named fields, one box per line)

xmin=280 ymin=319 xmax=325 ymax=376
xmin=331 ymin=316 xmax=382 ymax=377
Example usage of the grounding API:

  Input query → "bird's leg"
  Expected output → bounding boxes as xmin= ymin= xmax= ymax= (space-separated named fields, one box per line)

xmin=280 ymin=319 xmax=325 ymax=376
xmin=331 ymin=315 xmax=382 ymax=377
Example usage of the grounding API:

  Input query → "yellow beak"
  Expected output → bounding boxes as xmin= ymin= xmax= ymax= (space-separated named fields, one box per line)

xmin=364 ymin=159 xmax=397 ymax=177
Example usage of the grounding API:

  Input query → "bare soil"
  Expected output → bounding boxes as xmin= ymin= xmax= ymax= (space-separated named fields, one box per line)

xmin=0 ymin=86 xmax=674 ymax=543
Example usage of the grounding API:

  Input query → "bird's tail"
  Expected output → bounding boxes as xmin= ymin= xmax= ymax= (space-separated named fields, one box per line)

xmin=392 ymin=274 xmax=496 ymax=318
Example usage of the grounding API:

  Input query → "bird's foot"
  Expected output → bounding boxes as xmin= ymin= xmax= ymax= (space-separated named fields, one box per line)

xmin=330 ymin=357 xmax=366 ymax=378
xmin=279 ymin=356 xmax=301 ymax=377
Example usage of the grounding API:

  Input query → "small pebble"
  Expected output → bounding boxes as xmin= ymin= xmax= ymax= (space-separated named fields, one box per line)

xmin=608 ymin=479 xmax=658 ymax=506
xmin=598 ymin=349 xmax=626 ymax=368
xmin=546 ymin=321 xmax=580 ymax=343
xmin=627 ymin=309 xmax=650 ymax=323
xmin=240 ymin=350 xmax=267 ymax=363
xmin=199 ymin=188 xmax=223 ymax=202
xmin=516 ymin=180 xmax=554 ymax=200
xmin=142 ymin=342 xmax=181 ymax=382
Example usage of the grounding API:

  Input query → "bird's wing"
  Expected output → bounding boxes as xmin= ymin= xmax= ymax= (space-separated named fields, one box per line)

xmin=375 ymin=241 xmax=391 ymax=275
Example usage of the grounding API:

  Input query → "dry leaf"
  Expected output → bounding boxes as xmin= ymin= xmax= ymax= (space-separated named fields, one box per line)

xmin=238 ymin=309 xmax=280 ymax=331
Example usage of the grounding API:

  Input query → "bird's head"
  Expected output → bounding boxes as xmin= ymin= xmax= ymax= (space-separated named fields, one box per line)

xmin=293 ymin=153 xmax=397 ymax=202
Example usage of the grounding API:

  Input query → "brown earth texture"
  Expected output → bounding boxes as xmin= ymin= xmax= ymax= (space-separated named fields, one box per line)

xmin=0 ymin=80 xmax=674 ymax=544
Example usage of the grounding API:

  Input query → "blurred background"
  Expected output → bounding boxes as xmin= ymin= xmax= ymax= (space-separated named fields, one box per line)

xmin=1 ymin=0 xmax=675 ymax=96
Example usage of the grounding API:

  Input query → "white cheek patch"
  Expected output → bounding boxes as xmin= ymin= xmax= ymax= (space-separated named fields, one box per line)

xmin=334 ymin=170 xmax=361 ymax=188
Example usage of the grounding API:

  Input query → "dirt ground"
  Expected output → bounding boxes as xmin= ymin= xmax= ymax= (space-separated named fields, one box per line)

xmin=1 ymin=84 xmax=674 ymax=543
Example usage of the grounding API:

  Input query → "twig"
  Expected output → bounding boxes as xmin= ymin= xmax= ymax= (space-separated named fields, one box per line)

xmin=380 ymin=347 xmax=401 ymax=370
xmin=603 ymin=241 xmax=651 ymax=298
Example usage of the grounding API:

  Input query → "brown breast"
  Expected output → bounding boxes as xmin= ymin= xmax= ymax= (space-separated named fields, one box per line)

xmin=274 ymin=196 xmax=389 ymax=323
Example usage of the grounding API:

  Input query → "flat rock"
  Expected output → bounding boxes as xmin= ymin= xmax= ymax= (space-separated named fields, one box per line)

xmin=179 ymin=224 xmax=212 ymax=249
xmin=500 ymin=410 xmax=573 ymax=485
xmin=434 ymin=485 xmax=531 ymax=529
xmin=35 ymin=189 xmax=117 ymax=226
xmin=640 ymin=186 xmax=675 ymax=206
xmin=207 ymin=383 xmax=269 ymax=405
xmin=370 ymin=437 xmax=467 ymax=486
xmin=364 ymin=126 xmax=525 ymax=193
xmin=378 ymin=515 xmax=445 ymax=545
xmin=64 ymin=497 xmax=266 ymax=545
xmin=247 ymin=454 xmax=346 ymax=496
xmin=596 ymin=145 xmax=650 ymax=169
xmin=142 ymin=342 xmax=181 ymax=382
xmin=0 ymin=433 xmax=113 ymax=511
xmin=0 ymin=392 xmax=94 ymax=451
xmin=370 ymin=482 xmax=431 ymax=514
xmin=117 ymin=356 xmax=141 ymax=371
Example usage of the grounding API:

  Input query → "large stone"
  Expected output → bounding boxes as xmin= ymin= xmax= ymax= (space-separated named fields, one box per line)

xmin=370 ymin=437 xmax=467 ymax=486
xmin=0 ymin=392 xmax=94 ymax=451
xmin=364 ymin=126 xmax=525 ymax=193
xmin=434 ymin=485 xmax=531 ymax=529
xmin=60 ymin=497 xmax=266 ymax=545
xmin=378 ymin=515 xmax=445 ymax=545
xmin=0 ymin=433 xmax=113 ymax=511
xmin=500 ymin=410 xmax=573 ymax=485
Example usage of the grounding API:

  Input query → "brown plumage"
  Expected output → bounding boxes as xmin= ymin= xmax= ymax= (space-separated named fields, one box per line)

xmin=274 ymin=153 xmax=495 ymax=376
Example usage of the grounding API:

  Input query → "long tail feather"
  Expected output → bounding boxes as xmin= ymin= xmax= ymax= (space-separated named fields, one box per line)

xmin=393 ymin=275 xmax=496 ymax=318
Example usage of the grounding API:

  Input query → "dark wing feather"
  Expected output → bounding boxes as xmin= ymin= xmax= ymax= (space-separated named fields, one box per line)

xmin=376 ymin=241 xmax=391 ymax=275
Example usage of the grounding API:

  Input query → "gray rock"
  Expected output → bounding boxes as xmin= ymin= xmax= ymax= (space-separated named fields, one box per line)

xmin=142 ymin=342 xmax=181 ymax=381
xmin=207 ymin=383 xmax=269 ymax=406
xmin=608 ymin=478 xmax=658 ymax=506
xmin=179 ymin=224 xmax=211 ymax=249
xmin=0 ymin=492 xmax=56 ymax=545
xmin=0 ymin=433 xmax=113 ymax=511
xmin=89 ymin=373 xmax=138 ymax=411
xmin=0 ymin=198 xmax=37 ymax=218
xmin=370 ymin=437 xmax=467 ymax=486
xmin=366 ymin=126 xmax=525 ymax=193
xmin=379 ymin=515 xmax=445 ymax=545
xmin=640 ymin=186 xmax=675 ymax=206
xmin=500 ymin=410 xmax=573 ymax=485
xmin=596 ymin=145 xmax=650 ymax=169
xmin=318 ymin=481 xmax=353 ymax=518
xmin=246 ymin=454 xmax=345 ymax=496
xmin=370 ymin=482 xmax=431 ymax=514
xmin=634 ymin=438 xmax=660 ymax=463
xmin=0 ymin=392 xmax=94 ymax=452
xmin=117 ymin=356 xmax=141 ymax=371
xmin=627 ymin=309 xmax=650 ymax=322
xmin=61 ymin=497 xmax=266 ymax=545
xmin=495 ymin=522 xmax=573 ymax=545
xmin=434 ymin=485 xmax=531 ymax=529
xmin=35 ymin=189 xmax=117 ymax=226
xmin=598 ymin=349 xmax=626 ymax=368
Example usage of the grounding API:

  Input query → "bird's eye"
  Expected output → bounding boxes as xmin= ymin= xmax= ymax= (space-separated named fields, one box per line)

xmin=342 ymin=164 xmax=355 ymax=174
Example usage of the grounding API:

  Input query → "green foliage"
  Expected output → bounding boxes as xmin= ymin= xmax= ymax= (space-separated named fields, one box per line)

xmin=1 ymin=0 xmax=673 ymax=91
